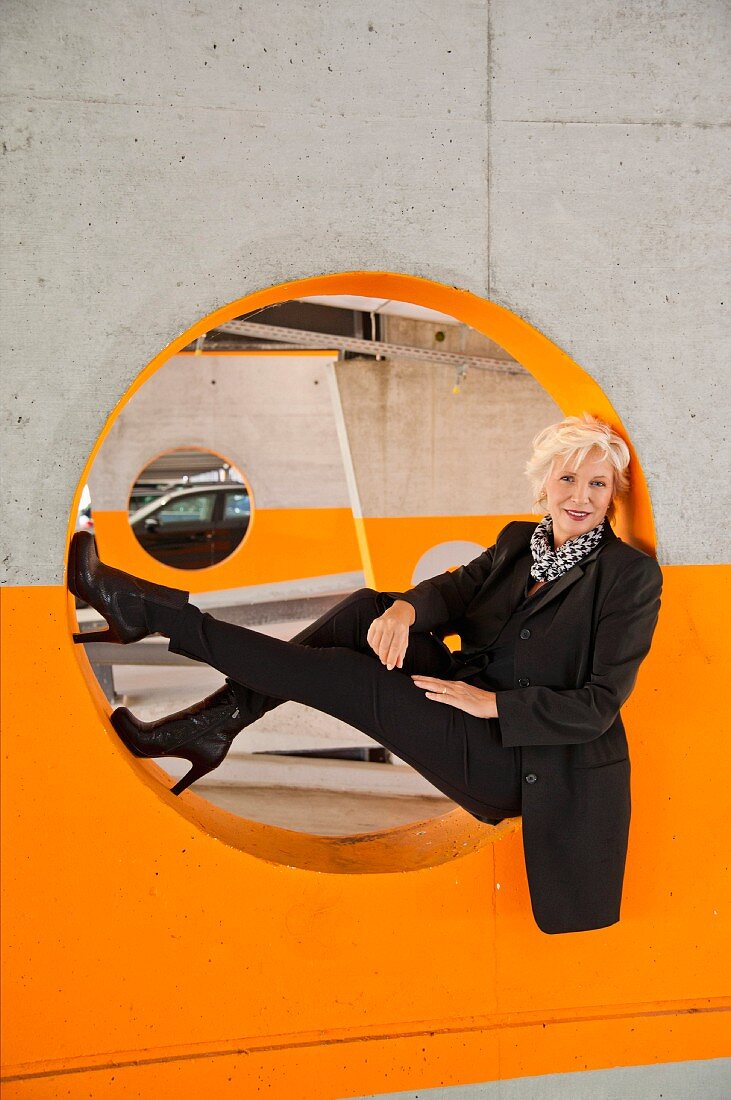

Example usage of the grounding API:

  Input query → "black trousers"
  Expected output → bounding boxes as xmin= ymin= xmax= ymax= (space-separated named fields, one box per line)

xmin=163 ymin=588 xmax=523 ymax=822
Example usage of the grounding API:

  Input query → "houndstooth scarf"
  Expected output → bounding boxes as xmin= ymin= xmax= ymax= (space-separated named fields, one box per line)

xmin=529 ymin=514 xmax=606 ymax=582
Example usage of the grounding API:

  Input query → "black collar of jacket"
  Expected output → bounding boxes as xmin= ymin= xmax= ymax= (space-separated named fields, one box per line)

xmin=501 ymin=519 xmax=618 ymax=619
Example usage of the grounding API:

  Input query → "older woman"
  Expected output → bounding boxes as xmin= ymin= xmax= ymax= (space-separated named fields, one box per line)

xmin=69 ymin=413 xmax=662 ymax=934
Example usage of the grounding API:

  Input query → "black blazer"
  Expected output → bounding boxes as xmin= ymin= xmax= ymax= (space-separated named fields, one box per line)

xmin=392 ymin=520 xmax=663 ymax=934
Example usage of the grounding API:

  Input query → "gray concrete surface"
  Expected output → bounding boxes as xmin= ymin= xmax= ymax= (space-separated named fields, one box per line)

xmin=0 ymin=0 xmax=489 ymax=584
xmin=1 ymin=0 xmax=725 ymax=585
xmin=354 ymin=1056 xmax=731 ymax=1100
xmin=488 ymin=1 xmax=731 ymax=565
xmin=336 ymin=349 xmax=561 ymax=518
xmin=1 ymin=1 xmax=728 ymax=582
xmin=197 ymin=784 xmax=453 ymax=835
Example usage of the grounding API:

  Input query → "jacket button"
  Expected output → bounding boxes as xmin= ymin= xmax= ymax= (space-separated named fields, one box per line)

xmin=520 ymin=628 xmax=531 ymax=640
xmin=525 ymin=773 xmax=538 ymax=784
xmin=518 ymin=677 xmax=531 ymax=687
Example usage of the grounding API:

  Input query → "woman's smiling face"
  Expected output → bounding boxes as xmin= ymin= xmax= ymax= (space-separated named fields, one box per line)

xmin=544 ymin=450 xmax=615 ymax=548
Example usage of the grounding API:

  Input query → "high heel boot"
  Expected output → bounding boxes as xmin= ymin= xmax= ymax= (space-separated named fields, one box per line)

xmin=111 ymin=683 xmax=246 ymax=795
xmin=68 ymin=530 xmax=189 ymax=643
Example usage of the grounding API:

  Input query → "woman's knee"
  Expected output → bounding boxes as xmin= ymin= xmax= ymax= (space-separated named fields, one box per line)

xmin=340 ymin=587 xmax=391 ymax=611
xmin=331 ymin=589 xmax=396 ymax=647
xmin=293 ymin=588 xmax=387 ymax=649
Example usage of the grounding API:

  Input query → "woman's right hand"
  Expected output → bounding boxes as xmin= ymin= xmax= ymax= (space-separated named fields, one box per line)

xmin=367 ymin=599 xmax=416 ymax=670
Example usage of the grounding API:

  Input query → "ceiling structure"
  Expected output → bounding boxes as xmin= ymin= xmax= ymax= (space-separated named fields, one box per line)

xmin=297 ymin=295 xmax=461 ymax=325
xmin=184 ymin=295 xmax=520 ymax=375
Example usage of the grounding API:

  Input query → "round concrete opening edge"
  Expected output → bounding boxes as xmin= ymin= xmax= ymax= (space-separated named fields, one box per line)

xmin=65 ymin=268 xmax=655 ymax=874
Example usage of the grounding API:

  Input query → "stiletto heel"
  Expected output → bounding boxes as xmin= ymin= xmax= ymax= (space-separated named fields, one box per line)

xmin=170 ymin=760 xmax=217 ymax=796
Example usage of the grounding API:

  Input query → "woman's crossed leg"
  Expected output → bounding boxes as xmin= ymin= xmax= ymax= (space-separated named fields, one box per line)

xmin=163 ymin=591 xmax=521 ymax=821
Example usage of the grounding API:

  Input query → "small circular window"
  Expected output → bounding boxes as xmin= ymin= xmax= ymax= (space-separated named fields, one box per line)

xmin=128 ymin=449 xmax=251 ymax=570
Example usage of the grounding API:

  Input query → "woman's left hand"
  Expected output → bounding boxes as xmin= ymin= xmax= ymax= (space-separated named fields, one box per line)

xmin=411 ymin=676 xmax=499 ymax=719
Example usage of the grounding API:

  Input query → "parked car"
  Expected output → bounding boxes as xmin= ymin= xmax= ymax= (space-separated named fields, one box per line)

xmin=128 ymin=485 xmax=172 ymax=514
xmin=129 ymin=484 xmax=251 ymax=569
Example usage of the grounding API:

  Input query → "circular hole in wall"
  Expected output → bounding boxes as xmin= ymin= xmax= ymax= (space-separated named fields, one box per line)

xmin=128 ymin=449 xmax=251 ymax=570
xmin=75 ymin=290 xmax=561 ymax=834
xmin=69 ymin=272 xmax=654 ymax=869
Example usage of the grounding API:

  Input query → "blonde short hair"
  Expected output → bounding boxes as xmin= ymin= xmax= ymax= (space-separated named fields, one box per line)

xmin=526 ymin=413 xmax=631 ymax=523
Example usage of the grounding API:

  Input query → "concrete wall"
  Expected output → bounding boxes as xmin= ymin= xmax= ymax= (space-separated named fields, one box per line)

xmin=87 ymin=344 xmax=559 ymax=523
xmin=336 ymin=354 xmax=560 ymax=518
xmin=2 ymin=0 xmax=728 ymax=583
xmin=87 ymin=353 xmax=351 ymax=510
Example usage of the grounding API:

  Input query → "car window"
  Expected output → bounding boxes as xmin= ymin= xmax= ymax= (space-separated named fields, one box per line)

xmin=156 ymin=493 xmax=215 ymax=525
xmin=130 ymin=493 xmax=160 ymax=512
xmin=223 ymin=491 xmax=250 ymax=519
